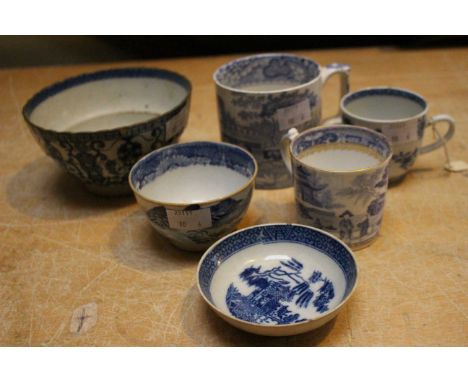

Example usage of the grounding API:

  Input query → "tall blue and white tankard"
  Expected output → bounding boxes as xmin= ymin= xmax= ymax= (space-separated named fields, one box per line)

xmin=214 ymin=53 xmax=350 ymax=189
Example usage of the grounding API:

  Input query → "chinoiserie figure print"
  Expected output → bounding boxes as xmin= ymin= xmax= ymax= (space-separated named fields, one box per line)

xmin=226 ymin=258 xmax=335 ymax=324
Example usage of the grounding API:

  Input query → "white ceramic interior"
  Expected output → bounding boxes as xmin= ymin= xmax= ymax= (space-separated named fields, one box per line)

xmin=299 ymin=144 xmax=382 ymax=172
xmin=210 ymin=241 xmax=347 ymax=322
xmin=139 ymin=164 xmax=251 ymax=204
xmin=344 ymin=93 xmax=425 ymax=121
xmin=29 ymin=77 xmax=188 ymax=132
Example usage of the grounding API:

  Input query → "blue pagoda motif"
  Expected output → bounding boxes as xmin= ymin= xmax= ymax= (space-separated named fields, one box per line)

xmin=226 ymin=258 xmax=335 ymax=324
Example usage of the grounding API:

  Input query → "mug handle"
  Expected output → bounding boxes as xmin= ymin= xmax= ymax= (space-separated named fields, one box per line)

xmin=321 ymin=63 xmax=351 ymax=122
xmin=419 ymin=114 xmax=456 ymax=155
xmin=280 ymin=128 xmax=300 ymax=174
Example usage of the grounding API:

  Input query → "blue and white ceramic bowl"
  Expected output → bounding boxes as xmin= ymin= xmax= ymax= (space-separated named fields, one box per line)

xmin=197 ymin=223 xmax=358 ymax=336
xmin=22 ymin=67 xmax=191 ymax=196
xmin=129 ymin=141 xmax=258 ymax=251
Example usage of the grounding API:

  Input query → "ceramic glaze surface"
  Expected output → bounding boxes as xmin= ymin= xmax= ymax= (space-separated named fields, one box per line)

xmin=215 ymin=54 xmax=350 ymax=189
xmin=284 ymin=125 xmax=392 ymax=248
xmin=238 ymin=81 xmax=302 ymax=92
xmin=299 ymin=144 xmax=381 ymax=171
xmin=210 ymin=243 xmax=345 ymax=324
xmin=345 ymin=94 xmax=424 ymax=120
xmin=130 ymin=141 xmax=257 ymax=251
xmin=29 ymin=77 xmax=187 ymax=133
xmin=22 ymin=68 xmax=191 ymax=195
xmin=139 ymin=164 xmax=249 ymax=203
xmin=340 ymin=87 xmax=456 ymax=182
xmin=66 ymin=111 xmax=160 ymax=133
xmin=198 ymin=224 xmax=357 ymax=335
xmin=215 ymin=54 xmax=320 ymax=90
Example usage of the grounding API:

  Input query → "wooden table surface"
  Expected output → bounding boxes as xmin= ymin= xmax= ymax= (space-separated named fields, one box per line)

xmin=1 ymin=47 xmax=467 ymax=346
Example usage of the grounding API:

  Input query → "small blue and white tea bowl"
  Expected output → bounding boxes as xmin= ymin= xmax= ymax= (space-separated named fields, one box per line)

xmin=197 ymin=223 xmax=358 ymax=336
xmin=22 ymin=67 xmax=191 ymax=196
xmin=129 ymin=141 xmax=258 ymax=251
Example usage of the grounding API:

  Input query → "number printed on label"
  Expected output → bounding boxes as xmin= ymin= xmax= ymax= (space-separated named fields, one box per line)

xmin=166 ymin=208 xmax=212 ymax=230
xmin=166 ymin=106 xmax=188 ymax=140
xmin=276 ymin=99 xmax=311 ymax=131
xmin=381 ymin=125 xmax=419 ymax=144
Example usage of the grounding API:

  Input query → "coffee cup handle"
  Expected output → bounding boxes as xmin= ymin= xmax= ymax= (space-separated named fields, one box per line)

xmin=280 ymin=128 xmax=300 ymax=174
xmin=419 ymin=114 xmax=456 ymax=155
xmin=320 ymin=63 xmax=351 ymax=122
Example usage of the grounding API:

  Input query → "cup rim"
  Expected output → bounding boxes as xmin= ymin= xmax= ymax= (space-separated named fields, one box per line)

xmin=340 ymin=86 xmax=429 ymax=124
xmin=213 ymin=53 xmax=321 ymax=94
xmin=128 ymin=140 xmax=258 ymax=208
xmin=22 ymin=67 xmax=192 ymax=136
xmin=196 ymin=222 xmax=359 ymax=329
xmin=289 ymin=124 xmax=393 ymax=174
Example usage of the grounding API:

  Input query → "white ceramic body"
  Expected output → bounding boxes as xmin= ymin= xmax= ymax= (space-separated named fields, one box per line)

xmin=281 ymin=125 xmax=393 ymax=249
xmin=339 ymin=87 xmax=456 ymax=182
xmin=214 ymin=54 xmax=350 ymax=189
xmin=197 ymin=224 xmax=358 ymax=336
xmin=23 ymin=68 xmax=191 ymax=196
xmin=129 ymin=141 xmax=257 ymax=251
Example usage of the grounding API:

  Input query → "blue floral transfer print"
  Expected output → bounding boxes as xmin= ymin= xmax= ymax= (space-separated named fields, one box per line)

xmin=226 ymin=258 xmax=335 ymax=324
xmin=393 ymin=149 xmax=418 ymax=170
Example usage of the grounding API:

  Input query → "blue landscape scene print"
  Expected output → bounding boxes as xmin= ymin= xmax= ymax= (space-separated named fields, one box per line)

xmin=226 ymin=258 xmax=335 ymax=324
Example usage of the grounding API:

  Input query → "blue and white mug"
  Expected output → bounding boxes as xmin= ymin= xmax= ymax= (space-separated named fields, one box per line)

xmin=337 ymin=87 xmax=456 ymax=182
xmin=214 ymin=53 xmax=350 ymax=189
xmin=281 ymin=125 xmax=392 ymax=249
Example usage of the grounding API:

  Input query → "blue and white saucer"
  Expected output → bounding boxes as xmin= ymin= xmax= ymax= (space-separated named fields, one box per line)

xmin=197 ymin=223 xmax=358 ymax=336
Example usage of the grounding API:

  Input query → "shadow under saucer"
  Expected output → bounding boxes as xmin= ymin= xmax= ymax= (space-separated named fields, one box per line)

xmin=181 ymin=285 xmax=337 ymax=346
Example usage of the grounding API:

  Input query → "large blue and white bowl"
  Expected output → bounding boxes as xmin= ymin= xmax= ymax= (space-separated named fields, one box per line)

xmin=129 ymin=141 xmax=258 ymax=251
xmin=22 ymin=67 xmax=191 ymax=196
xmin=197 ymin=223 xmax=358 ymax=336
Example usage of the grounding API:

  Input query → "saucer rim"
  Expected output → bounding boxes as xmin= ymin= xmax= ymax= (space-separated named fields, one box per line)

xmin=197 ymin=223 xmax=359 ymax=329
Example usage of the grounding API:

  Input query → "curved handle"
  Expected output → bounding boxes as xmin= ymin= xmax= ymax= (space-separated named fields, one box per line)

xmin=320 ymin=62 xmax=350 ymax=121
xmin=280 ymin=128 xmax=300 ymax=174
xmin=419 ymin=114 xmax=456 ymax=155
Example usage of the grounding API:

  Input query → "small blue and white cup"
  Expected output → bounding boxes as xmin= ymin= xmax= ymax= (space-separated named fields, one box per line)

xmin=338 ymin=87 xmax=455 ymax=182
xmin=129 ymin=141 xmax=257 ymax=251
xmin=214 ymin=53 xmax=350 ymax=189
xmin=280 ymin=125 xmax=392 ymax=249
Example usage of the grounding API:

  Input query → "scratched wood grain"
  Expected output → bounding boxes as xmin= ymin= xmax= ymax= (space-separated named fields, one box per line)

xmin=0 ymin=47 xmax=467 ymax=346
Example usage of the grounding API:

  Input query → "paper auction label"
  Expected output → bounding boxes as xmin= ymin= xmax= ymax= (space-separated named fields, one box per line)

xmin=276 ymin=99 xmax=311 ymax=131
xmin=166 ymin=208 xmax=212 ymax=230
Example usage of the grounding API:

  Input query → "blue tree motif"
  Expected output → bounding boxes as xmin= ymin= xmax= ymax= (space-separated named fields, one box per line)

xmin=393 ymin=149 xmax=418 ymax=170
xmin=314 ymin=280 xmax=335 ymax=313
xmin=225 ymin=258 xmax=336 ymax=324
xmin=297 ymin=168 xmax=342 ymax=209
xmin=367 ymin=193 xmax=385 ymax=216
xmin=336 ymin=171 xmax=383 ymax=205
